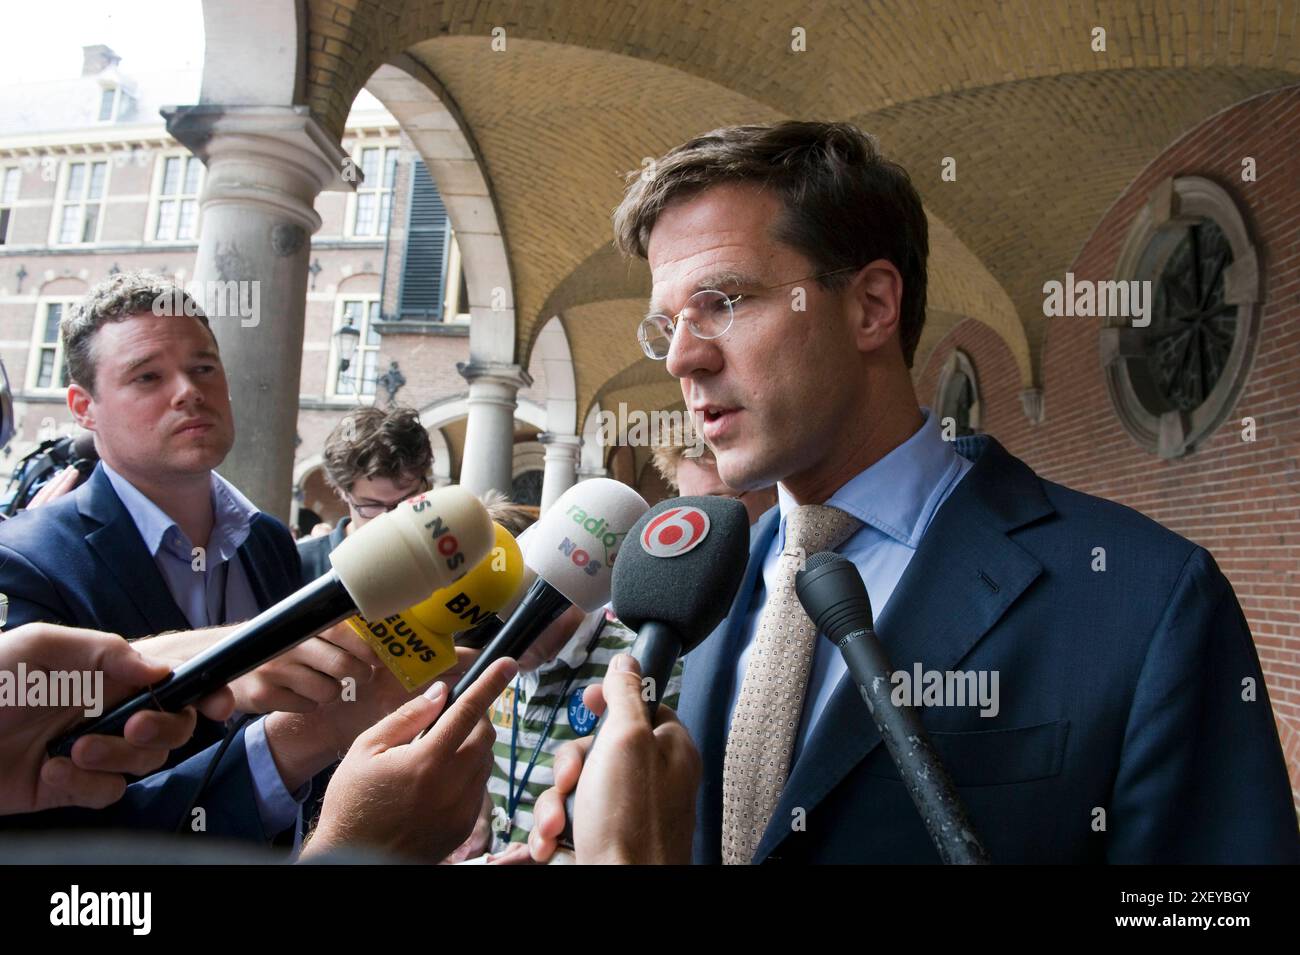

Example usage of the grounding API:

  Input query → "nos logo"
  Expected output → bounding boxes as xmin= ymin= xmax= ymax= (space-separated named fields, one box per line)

xmin=641 ymin=506 xmax=710 ymax=558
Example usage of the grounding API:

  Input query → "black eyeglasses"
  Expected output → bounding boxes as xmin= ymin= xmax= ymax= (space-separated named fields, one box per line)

xmin=345 ymin=479 xmax=431 ymax=518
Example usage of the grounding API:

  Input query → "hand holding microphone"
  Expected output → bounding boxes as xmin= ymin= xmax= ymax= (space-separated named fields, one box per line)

xmin=529 ymin=653 xmax=699 ymax=865
xmin=538 ymin=494 xmax=751 ymax=860
xmin=301 ymin=656 xmax=519 ymax=864
xmin=48 ymin=485 xmax=495 ymax=757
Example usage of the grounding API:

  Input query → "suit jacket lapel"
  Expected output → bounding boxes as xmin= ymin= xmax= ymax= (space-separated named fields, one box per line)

xmin=679 ymin=505 xmax=778 ymax=864
xmin=238 ymin=515 xmax=284 ymax=611
xmin=753 ymin=437 xmax=1053 ymax=862
xmin=78 ymin=466 xmax=191 ymax=635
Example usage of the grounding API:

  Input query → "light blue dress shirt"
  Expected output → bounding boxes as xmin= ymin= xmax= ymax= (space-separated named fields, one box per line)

xmin=101 ymin=462 xmax=305 ymax=838
xmin=728 ymin=409 xmax=973 ymax=763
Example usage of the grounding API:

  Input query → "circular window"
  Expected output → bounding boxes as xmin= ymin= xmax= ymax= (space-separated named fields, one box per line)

xmin=1100 ymin=177 xmax=1260 ymax=458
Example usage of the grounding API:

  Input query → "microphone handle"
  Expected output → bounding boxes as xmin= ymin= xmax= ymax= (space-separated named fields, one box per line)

xmin=446 ymin=577 xmax=570 ymax=709
xmin=47 ymin=573 xmax=356 ymax=758
xmin=629 ymin=621 xmax=681 ymax=718
xmin=835 ymin=626 xmax=990 ymax=865
xmin=559 ymin=620 xmax=682 ymax=850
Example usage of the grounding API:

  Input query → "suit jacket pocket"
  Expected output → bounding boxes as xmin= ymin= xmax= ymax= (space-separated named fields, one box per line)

xmin=860 ymin=719 xmax=1070 ymax=787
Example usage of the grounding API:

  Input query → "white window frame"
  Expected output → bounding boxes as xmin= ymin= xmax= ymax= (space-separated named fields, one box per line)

xmin=325 ymin=295 xmax=382 ymax=400
xmin=26 ymin=298 xmax=77 ymax=393
xmin=49 ymin=158 xmax=110 ymax=246
xmin=0 ymin=165 xmax=20 ymax=245
xmin=145 ymin=151 xmax=204 ymax=243
xmin=344 ymin=142 xmax=399 ymax=239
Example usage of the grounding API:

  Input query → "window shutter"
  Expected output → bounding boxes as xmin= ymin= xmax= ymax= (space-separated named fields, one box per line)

xmin=398 ymin=159 xmax=451 ymax=321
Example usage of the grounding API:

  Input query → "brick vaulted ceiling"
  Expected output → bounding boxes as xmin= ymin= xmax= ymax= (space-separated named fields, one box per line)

xmin=304 ymin=0 xmax=1300 ymax=419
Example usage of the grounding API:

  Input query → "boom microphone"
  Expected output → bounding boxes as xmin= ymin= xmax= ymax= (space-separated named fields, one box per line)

xmin=795 ymin=551 xmax=990 ymax=865
xmin=444 ymin=479 xmax=648 ymax=709
xmin=48 ymin=486 xmax=494 ymax=756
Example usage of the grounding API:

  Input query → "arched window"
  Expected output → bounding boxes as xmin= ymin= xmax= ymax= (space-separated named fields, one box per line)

xmin=935 ymin=349 xmax=981 ymax=437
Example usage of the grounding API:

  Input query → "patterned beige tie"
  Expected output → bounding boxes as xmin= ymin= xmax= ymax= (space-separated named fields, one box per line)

xmin=721 ymin=504 xmax=863 ymax=865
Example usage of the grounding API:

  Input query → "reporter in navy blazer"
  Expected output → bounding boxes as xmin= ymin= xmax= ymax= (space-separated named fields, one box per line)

xmin=0 ymin=272 xmax=307 ymax=844
xmin=608 ymin=121 xmax=1299 ymax=865
xmin=0 ymin=462 xmax=300 ymax=639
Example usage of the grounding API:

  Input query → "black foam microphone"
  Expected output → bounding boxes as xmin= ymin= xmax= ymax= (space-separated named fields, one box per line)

xmin=795 ymin=551 xmax=990 ymax=865
xmin=558 ymin=495 xmax=751 ymax=850
xmin=611 ymin=495 xmax=751 ymax=712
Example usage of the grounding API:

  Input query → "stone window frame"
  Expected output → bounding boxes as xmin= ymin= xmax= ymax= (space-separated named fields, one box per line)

xmin=325 ymin=294 xmax=382 ymax=401
xmin=345 ymin=141 xmax=400 ymax=239
xmin=26 ymin=297 xmax=77 ymax=394
xmin=0 ymin=165 xmax=20 ymax=245
xmin=145 ymin=151 xmax=205 ymax=244
xmin=1099 ymin=176 xmax=1261 ymax=459
xmin=49 ymin=158 xmax=111 ymax=247
xmin=934 ymin=347 xmax=982 ymax=435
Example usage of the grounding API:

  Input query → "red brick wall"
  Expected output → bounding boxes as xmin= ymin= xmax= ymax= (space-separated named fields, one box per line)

xmin=918 ymin=84 xmax=1300 ymax=805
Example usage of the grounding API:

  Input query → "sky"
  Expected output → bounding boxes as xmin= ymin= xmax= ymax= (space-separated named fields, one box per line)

xmin=0 ymin=0 xmax=382 ymax=110
xmin=0 ymin=0 xmax=205 ymax=86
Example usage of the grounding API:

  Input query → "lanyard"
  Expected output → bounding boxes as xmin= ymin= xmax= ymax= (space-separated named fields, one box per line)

xmin=503 ymin=614 xmax=610 ymax=826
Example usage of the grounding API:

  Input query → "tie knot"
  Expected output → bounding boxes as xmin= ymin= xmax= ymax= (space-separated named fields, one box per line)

xmin=783 ymin=504 xmax=862 ymax=559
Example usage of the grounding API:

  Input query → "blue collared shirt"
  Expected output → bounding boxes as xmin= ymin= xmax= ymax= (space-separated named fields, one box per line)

xmin=101 ymin=462 xmax=305 ymax=839
xmin=728 ymin=409 xmax=973 ymax=762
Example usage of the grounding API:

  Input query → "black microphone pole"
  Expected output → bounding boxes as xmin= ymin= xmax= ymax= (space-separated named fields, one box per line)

xmin=796 ymin=551 xmax=991 ymax=865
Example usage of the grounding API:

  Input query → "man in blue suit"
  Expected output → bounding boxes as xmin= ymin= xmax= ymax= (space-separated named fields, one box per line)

xmin=0 ymin=271 xmax=391 ymax=844
xmin=533 ymin=121 xmax=1298 ymax=864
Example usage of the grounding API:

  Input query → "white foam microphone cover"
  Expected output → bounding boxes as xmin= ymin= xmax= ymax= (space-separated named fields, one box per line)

xmin=329 ymin=485 xmax=494 ymax=621
xmin=523 ymin=479 xmax=648 ymax=611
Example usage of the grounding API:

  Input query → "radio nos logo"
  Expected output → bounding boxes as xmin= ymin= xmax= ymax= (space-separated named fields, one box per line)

xmin=641 ymin=506 xmax=710 ymax=557
xmin=559 ymin=504 xmax=628 ymax=576
xmin=409 ymin=495 xmax=467 ymax=571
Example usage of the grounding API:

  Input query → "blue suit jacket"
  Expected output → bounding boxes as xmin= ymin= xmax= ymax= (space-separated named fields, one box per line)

xmin=0 ymin=464 xmax=302 ymax=843
xmin=679 ymin=435 xmax=1300 ymax=864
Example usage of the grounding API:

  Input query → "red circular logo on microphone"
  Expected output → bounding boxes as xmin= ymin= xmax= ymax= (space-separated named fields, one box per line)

xmin=641 ymin=506 xmax=710 ymax=558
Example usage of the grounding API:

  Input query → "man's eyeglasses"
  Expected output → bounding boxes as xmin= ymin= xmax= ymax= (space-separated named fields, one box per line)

xmin=637 ymin=266 xmax=859 ymax=360
xmin=346 ymin=480 xmax=430 ymax=518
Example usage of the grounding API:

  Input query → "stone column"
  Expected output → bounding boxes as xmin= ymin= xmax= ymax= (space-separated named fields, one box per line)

xmin=538 ymin=432 xmax=581 ymax=513
xmin=457 ymin=361 xmax=531 ymax=497
xmin=165 ymin=105 xmax=351 ymax=520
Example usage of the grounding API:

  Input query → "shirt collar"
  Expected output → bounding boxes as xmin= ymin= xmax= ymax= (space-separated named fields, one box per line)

xmin=775 ymin=408 xmax=963 ymax=549
xmin=101 ymin=461 xmax=257 ymax=558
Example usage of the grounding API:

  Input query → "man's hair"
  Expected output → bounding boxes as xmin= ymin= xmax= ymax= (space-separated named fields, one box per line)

xmin=62 ymin=270 xmax=215 ymax=394
xmin=323 ymin=406 xmax=433 ymax=494
xmin=478 ymin=488 xmax=539 ymax=537
xmin=613 ymin=121 xmax=929 ymax=366
xmin=651 ymin=440 xmax=716 ymax=493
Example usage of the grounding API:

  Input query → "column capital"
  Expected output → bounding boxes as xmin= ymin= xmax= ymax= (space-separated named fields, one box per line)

xmin=164 ymin=104 xmax=352 ymax=232
xmin=537 ymin=431 xmax=582 ymax=451
xmin=456 ymin=361 xmax=533 ymax=392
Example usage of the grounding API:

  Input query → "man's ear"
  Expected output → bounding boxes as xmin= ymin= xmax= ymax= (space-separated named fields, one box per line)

xmin=67 ymin=383 xmax=95 ymax=431
xmin=848 ymin=259 xmax=904 ymax=355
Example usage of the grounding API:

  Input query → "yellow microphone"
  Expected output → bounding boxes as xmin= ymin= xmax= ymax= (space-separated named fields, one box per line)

xmin=347 ymin=521 xmax=524 ymax=690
